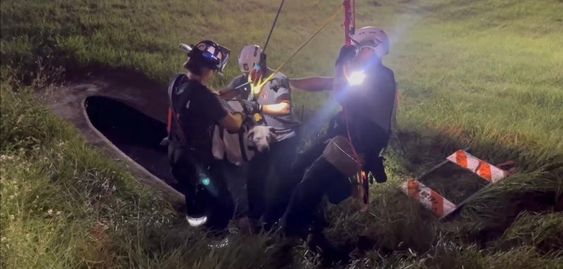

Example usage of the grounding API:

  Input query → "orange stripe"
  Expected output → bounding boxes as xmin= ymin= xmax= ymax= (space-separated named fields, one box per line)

xmin=456 ymin=151 xmax=468 ymax=168
xmin=477 ymin=161 xmax=492 ymax=181
xmin=166 ymin=108 xmax=173 ymax=133
xmin=430 ymin=191 xmax=444 ymax=217
xmin=407 ymin=179 xmax=419 ymax=200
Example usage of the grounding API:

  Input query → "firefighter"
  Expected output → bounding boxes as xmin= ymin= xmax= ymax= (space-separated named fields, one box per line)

xmin=280 ymin=27 xmax=397 ymax=237
xmin=223 ymin=44 xmax=301 ymax=231
xmin=166 ymin=39 xmax=246 ymax=238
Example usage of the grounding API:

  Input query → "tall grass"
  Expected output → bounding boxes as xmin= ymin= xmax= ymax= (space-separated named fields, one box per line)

xmin=1 ymin=0 xmax=562 ymax=267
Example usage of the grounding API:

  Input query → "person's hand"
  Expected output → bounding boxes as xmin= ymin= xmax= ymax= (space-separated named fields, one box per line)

xmin=335 ymin=45 xmax=357 ymax=66
xmin=365 ymin=156 xmax=387 ymax=183
xmin=240 ymin=100 xmax=262 ymax=114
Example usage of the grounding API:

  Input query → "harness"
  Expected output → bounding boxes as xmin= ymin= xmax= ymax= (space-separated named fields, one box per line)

xmin=166 ymin=74 xmax=192 ymax=147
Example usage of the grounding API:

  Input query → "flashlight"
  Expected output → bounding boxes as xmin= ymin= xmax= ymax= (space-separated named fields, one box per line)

xmin=346 ymin=70 xmax=366 ymax=86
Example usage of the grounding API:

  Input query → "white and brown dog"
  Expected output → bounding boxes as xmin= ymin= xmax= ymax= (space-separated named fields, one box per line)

xmin=247 ymin=125 xmax=275 ymax=153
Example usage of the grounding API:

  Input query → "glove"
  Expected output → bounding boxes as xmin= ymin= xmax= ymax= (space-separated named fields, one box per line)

xmin=365 ymin=156 xmax=387 ymax=183
xmin=335 ymin=45 xmax=357 ymax=66
xmin=240 ymin=100 xmax=262 ymax=114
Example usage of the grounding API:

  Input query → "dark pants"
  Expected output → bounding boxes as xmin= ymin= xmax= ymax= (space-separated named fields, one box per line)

xmin=280 ymin=141 xmax=351 ymax=236
xmin=218 ymin=161 xmax=248 ymax=218
xmin=280 ymin=118 xmax=389 ymax=236
xmin=170 ymin=148 xmax=234 ymax=233
xmin=247 ymin=136 xmax=299 ymax=227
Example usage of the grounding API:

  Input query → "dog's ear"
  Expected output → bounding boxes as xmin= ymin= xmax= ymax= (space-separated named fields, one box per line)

xmin=247 ymin=128 xmax=255 ymax=141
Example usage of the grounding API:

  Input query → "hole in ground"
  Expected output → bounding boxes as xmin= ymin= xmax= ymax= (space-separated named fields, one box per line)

xmin=84 ymin=96 xmax=178 ymax=189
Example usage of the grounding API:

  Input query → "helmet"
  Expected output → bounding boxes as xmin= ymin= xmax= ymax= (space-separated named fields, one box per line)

xmin=182 ymin=40 xmax=230 ymax=74
xmin=351 ymin=26 xmax=389 ymax=57
xmin=238 ymin=44 xmax=264 ymax=73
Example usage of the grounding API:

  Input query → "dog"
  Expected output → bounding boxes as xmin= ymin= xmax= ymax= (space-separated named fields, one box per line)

xmin=212 ymin=100 xmax=275 ymax=165
xmin=247 ymin=125 xmax=275 ymax=153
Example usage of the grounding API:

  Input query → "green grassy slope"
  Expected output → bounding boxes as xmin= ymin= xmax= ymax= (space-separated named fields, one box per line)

xmin=1 ymin=0 xmax=562 ymax=268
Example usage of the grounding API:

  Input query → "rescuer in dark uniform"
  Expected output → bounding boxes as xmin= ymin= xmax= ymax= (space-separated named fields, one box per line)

xmin=166 ymin=40 xmax=246 ymax=237
xmin=280 ymin=27 xmax=397 ymax=238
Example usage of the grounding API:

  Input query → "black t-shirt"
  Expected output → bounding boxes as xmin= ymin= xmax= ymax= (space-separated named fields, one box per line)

xmin=334 ymin=63 xmax=396 ymax=156
xmin=169 ymin=75 xmax=228 ymax=156
xmin=338 ymin=63 xmax=396 ymax=135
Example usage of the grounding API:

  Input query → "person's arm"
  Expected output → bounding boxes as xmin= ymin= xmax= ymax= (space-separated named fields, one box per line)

xmin=219 ymin=87 xmax=239 ymax=100
xmin=218 ymin=112 xmax=245 ymax=132
xmin=206 ymin=91 xmax=245 ymax=132
xmin=218 ymin=75 xmax=248 ymax=100
xmin=289 ymin=76 xmax=334 ymax=92
xmin=262 ymin=77 xmax=292 ymax=116
xmin=262 ymin=101 xmax=290 ymax=116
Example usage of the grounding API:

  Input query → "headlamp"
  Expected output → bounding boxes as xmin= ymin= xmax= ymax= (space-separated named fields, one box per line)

xmin=346 ymin=70 xmax=366 ymax=86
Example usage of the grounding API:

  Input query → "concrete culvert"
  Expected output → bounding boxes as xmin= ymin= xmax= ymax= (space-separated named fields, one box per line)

xmin=84 ymin=96 xmax=178 ymax=189
xmin=44 ymin=76 xmax=183 ymax=207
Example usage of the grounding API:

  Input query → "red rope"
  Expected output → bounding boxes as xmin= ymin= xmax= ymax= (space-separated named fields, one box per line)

xmin=343 ymin=0 xmax=352 ymax=45
xmin=343 ymin=0 xmax=368 ymax=205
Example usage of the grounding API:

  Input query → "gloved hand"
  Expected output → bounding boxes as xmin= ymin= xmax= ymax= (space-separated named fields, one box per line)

xmin=365 ymin=156 xmax=387 ymax=183
xmin=240 ymin=99 xmax=262 ymax=114
xmin=335 ymin=45 xmax=357 ymax=66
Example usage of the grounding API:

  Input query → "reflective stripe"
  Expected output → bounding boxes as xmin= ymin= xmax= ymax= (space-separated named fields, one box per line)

xmin=166 ymin=108 xmax=173 ymax=134
xmin=447 ymin=150 xmax=507 ymax=183
xmin=401 ymin=179 xmax=456 ymax=217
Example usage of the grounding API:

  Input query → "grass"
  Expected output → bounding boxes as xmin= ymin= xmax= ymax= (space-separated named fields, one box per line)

xmin=1 ymin=0 xmax=563 ymax=268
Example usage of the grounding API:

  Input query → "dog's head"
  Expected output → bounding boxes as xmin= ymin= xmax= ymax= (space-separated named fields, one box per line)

xmin=247 ymin=125 xmax=275 ymax=152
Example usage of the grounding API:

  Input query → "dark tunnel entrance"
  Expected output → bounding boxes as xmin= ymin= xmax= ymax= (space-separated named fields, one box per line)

xmin=84 ymin=96 xmax=178 ymax=190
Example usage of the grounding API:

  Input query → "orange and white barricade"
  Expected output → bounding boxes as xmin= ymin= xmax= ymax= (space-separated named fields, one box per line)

xmin=401 ymin=178 xmax=456 ymax=217
xmin=446 ymin=150 xmax=508 ymax=183
xmin=400 ymin=149 xmax=510 ymax=218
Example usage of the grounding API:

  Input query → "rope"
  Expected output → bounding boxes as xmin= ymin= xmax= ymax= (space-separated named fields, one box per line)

xmin=263 ymin=0 xmax=286 ymax=53
xmin=251 ymin=4 xmax=343 ymax=97
xmin=341 ymin=0 xmax=367 ymax=206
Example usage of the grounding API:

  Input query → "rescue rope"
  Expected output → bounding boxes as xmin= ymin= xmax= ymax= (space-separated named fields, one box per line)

xmin=263 ymin=0 xmax=286 ymax=53
xmin=251 ymin=4 xmax=343 ymax=97
xmin=342 ymin=0 xmax=369 ymax=207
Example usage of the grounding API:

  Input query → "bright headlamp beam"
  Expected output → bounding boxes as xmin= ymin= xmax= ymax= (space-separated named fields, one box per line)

xmin=347 ymin=70 xmax=366 ymax=86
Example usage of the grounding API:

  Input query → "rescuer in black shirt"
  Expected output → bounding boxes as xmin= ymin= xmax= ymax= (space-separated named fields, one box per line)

xmin=281 ymin=27 xmax=397 ymax=238
xmin=166 ymin=40 xmax=245 ymax=237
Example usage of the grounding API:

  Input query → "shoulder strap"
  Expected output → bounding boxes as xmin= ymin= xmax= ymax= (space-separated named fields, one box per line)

xmin=167 ymin=74 xmax=194 ymax=143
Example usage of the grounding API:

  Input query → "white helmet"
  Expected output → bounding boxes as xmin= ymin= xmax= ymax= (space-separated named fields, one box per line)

xmin=238 ymin=44 xmax=263 ymax=73
xmin=352 ymin=26 xmax=389 ymax=57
